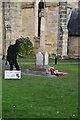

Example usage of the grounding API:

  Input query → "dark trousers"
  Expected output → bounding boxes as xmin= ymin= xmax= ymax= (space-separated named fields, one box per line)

xmin=9 ymin=60 xmax=19 ymax=70
xmin=55 ymin=58 xmax=57 ymax=65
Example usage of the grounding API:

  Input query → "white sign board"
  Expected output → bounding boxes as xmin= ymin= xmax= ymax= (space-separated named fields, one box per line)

xmin=5 ymin=70 xmax=21 ymax=79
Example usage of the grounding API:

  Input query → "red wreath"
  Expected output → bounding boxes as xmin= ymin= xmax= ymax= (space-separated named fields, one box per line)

xmin=50 ymin=68 xmax=65 ymax=76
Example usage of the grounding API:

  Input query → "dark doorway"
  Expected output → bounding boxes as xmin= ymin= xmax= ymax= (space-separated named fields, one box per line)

xmin=38 ymin=2 xmax=44 ymax=37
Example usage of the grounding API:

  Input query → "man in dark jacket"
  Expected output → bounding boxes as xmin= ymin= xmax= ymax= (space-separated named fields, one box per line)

xmin=6 ymin=39 xmax=20 ymax=70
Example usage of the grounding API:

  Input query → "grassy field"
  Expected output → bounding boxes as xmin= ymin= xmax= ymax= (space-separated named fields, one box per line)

xmin=2 ymin=64 xmax=78 ymax=118
xmin=17 ymin=57 xmax=35 ymax=62
xmin=0 ymin=74 xmax=2 ymax=120
xmin=17 ymin=57 xmax=80 ymax=63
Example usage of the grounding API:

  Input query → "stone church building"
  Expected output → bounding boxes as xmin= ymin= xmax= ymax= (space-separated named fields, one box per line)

xmin=0 ymin=0 xmax=80 ymax=58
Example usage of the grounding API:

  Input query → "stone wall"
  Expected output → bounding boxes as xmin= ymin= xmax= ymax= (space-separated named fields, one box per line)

xmin=3 ymin=2 xmax=22 ymax=54
xmin=0 ymin=1 xmax=79 ymax=57
xmin=45 ymin=3 xmax=58 ymax=54
xmin=68 ymin=36 xmax=80 ymax=58
xmin=58 ymin=2 xmax=68 ymax=57
xmin=0 ymin=1 xmax=2 ymax=55
xmin=22 ymin=8 xmax=35 ymax=45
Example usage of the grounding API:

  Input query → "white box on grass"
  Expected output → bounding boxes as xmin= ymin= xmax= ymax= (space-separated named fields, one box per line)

xmin=5 ymin=70 xmax=21 ymax=79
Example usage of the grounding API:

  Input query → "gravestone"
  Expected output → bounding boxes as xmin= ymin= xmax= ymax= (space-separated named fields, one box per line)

xmin=36 ymin=51 xmax=49 ymax=68
xmin=36 ymin=52 xmax=43 ymax=66
xmin=44 ymin=52 xmax=49 ymax=66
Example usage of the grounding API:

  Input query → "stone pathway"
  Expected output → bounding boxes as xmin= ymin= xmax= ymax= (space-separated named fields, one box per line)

xmin=22 ymin=69 xmax=56 ymax=78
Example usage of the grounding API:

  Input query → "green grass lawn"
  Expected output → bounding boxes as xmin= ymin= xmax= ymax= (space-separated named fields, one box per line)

xmin=17 ymin=57 xmax=35 ymax=62
xmin=49 ymin=58 xmax=79 ymax=63
xmin=2 ymin=64 xmax=78 ymax=118
xmin=0 ymin=74 xmax=2 ymax=119
xmin=17 ymin=57 xmax=80 ymax=63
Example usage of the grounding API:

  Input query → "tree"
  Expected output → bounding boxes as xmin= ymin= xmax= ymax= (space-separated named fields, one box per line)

xmin=18 ymin=36 xmax=33 ymax=57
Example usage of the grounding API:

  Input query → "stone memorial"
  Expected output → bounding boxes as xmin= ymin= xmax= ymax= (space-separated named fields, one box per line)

xmin=36 ymin=52 xmax=43 ymax=67
xmin=35 ymin=8 xmax=49 ymax=69
xmin=44 ymin=52 xmax=49 ymax=66
xmin=36 ymin=51 xmax=49 ymax=68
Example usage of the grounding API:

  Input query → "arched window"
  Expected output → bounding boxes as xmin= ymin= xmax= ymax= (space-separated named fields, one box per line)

xmin=39 ymin=2 xmax=44 ymax=12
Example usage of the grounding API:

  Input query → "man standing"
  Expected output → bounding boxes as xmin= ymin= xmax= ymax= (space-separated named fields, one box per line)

xmin=55 ymin=53 xmax=58 ymax=65
xmin=6 ymin=39 xmax=20 ymax=70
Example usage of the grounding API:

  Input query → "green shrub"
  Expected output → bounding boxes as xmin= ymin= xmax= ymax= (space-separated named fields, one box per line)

xmin=18 ymin=36 xmax=33 ymax=57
